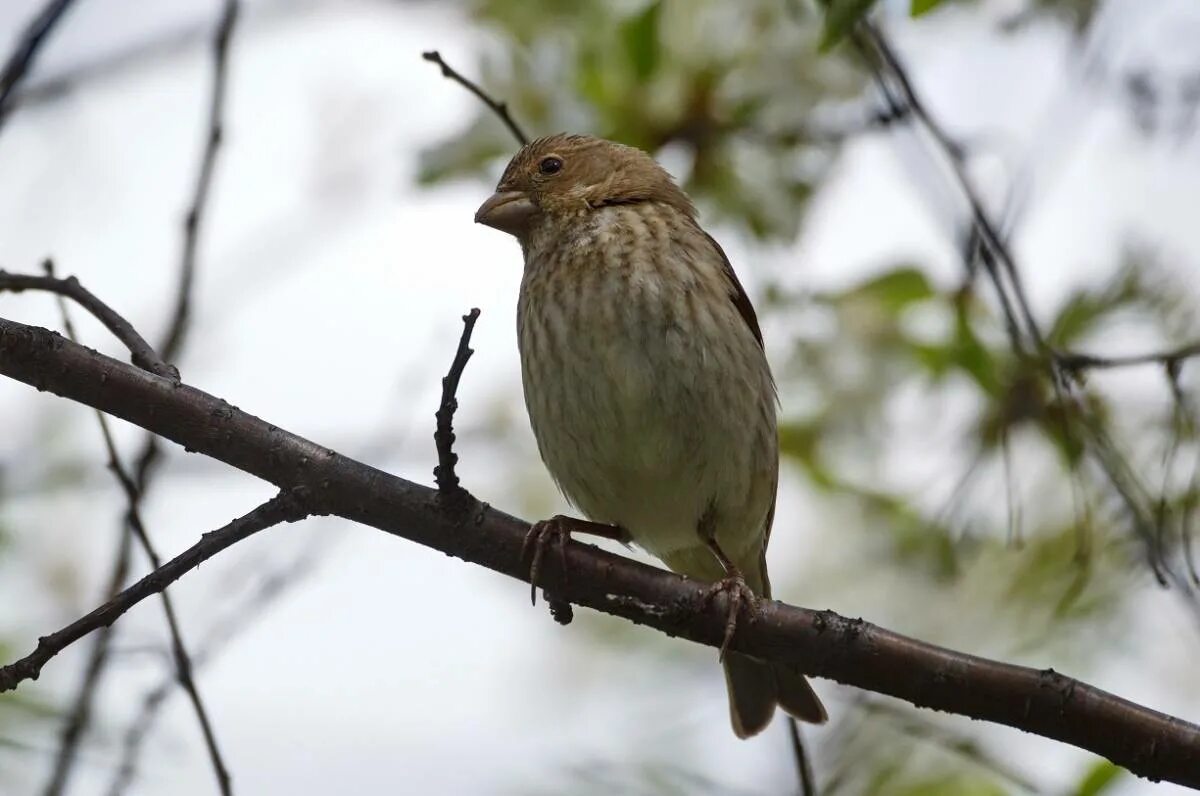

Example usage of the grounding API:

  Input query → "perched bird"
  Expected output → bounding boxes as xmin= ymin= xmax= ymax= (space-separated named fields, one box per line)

xmin=474 ymin=133 xmax=826 ymax=737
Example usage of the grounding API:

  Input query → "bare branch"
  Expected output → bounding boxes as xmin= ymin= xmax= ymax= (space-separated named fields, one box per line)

xmin=0 ymin=490 xmax=311 ymax=693
xmin=161 ymin=0 xmax=239 ymax=363
xmin=0 ymin=0 xmax=78 ymax=132
xmin=0 ymin=268 xmax=177 ymax=379
xmin=1 ymin=317 xmax=1199 ymax=787
xmin=433 ymin=308 xmax=481 ymax=501
xmin=421 ymin=50 xmax=529 ymax=146
xmin=43 ymin=261 xmax=232 ymax=796
xmin=787 ymin=719 xmax=817 ymax=796
xmin=1057 ymin=342 xmax=1200 ymax=372
xmin=104 ymin=547 xmax=321 ymax=796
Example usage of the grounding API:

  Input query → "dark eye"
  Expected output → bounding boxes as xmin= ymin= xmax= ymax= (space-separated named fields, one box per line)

xmin=539 ymin=156 xmax=563 ymax=175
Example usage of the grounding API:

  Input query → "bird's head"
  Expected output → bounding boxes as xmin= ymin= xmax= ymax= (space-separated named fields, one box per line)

xmin=474 ymin=134 xmax=694 ymax=238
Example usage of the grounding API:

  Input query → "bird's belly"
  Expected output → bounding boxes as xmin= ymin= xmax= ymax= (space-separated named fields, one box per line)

xmin=519 ymin=291 xmax=774 ymax=563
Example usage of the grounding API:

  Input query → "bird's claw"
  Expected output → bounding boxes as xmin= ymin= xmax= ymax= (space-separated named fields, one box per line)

xmin=702 ymin=572 xmax=759 ymax=662
xmin=522 ymin=515 xmax=572 ymax=606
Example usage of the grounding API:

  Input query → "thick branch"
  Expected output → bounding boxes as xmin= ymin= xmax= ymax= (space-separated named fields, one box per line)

xmin=1 ymin=317 xmax=1198 ymax=786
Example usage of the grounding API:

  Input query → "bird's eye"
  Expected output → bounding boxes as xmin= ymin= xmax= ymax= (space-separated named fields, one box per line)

xmin=538 ymin=156 xmax=563 ymax=175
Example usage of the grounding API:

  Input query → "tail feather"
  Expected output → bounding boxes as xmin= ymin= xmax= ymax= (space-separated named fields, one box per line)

xmin=724 ymin=653 xmax=826 ymax=739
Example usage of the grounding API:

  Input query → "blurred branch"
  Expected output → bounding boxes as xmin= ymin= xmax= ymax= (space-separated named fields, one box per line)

xmin=0 ymin=268 xmax=178 ymax=379
xmin=853 ymin=22 xmax=1037 ymax=352
xmin=787 ymin=719 xmax=817 ymax=796
xmin=35 ymin=2 xmax=240 ymax=789
xmin=104 ymin=545 xmax=322 ymax=796
xmin=421 ymin=50 xmax=529 ymax=146
xmin=1057 ymin=342 xmax=1200 ymax=372
xmin=0 ymin=489 xmax=312 ymax=692
xmin=42 ymin=528 xmax=132 ymax=796
xmin=433 ymin=307 xmax=480 ymax=503
xmin=43 ymin=261 xmax=232 ymax=796
xmin=161 ymin=0 xmax=238 ymax=363
xmin=0 ymin=0 xmax=78 ymax=132
xmin=845 ymin=17 xmax=1200 ymax=608
xmin=1 ymin=316 xmax=1199 ymax=787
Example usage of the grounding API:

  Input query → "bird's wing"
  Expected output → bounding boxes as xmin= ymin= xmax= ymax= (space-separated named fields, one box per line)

xmin=699 ymin=229 xmax=764 ymax=349
xmin=697 ymin=225 xmax=779 ymax=596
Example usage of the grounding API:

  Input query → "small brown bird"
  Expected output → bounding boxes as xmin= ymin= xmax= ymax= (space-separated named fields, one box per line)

xmin=475 ymin=133 xmax=826 ymax=737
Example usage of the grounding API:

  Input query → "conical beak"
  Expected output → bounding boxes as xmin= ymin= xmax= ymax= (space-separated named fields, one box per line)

xmin=474 ymin=190 xmax=536 ymax=235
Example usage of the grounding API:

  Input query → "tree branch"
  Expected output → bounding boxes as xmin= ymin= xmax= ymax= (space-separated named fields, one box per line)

xmin=1057 ymin=343 xmax=1200 ymax=372
xmin=161 ymin=0 xmax=238 ymax=363
xmin=43 ymin=261 xmax=232 ymax=796
xmin=1 ymin=315 xmax=1198 ymax=787
xmin=433 ymin=307 xmax=480 ymax=502
xmin=421 ymin=50 xmax=529 ymax=146
xmin=0 ymin=268 xmax=178 ymax=379
xmin=0 ymin=0 xmax=78 ymax=132
xmin=0 ymin=490 xmax=311 ymax=692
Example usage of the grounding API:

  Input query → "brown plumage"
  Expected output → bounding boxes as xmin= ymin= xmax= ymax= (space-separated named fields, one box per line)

xmin=475 ymin=133 xmax=826 ymax=737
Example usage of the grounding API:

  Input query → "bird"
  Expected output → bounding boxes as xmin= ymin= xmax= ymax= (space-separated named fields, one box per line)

xmin=474 ymin=133 xmax=826 ymax=738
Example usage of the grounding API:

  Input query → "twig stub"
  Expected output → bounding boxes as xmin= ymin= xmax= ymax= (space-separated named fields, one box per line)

xmin=433 ymin=308 xmax=481 ymax=506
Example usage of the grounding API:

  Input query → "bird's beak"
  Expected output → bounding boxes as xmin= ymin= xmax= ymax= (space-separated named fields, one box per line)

xmin=474 ymin=190 xmax=536 ymax=236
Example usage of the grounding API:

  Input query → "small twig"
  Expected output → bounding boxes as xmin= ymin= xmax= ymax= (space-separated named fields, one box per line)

xmin=787 ymin=718 xmax=818 ymax=796
xmin=0 ymin=268 xmax=178 ymax=379
xmin=433 ymin=308 xmax=481 ymax=499
xmin=0 ymin=492 xmax=311 ymax=694
xmin=44 ymin=261 xmax=233 ymax=796
xmin=0 ymin=0 xmax=78 ymax=132
xmin=421 ymin=50 xmax=528 ymax=146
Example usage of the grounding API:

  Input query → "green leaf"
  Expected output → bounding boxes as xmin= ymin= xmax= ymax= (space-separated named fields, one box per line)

xmin=621 ymin=1 xmax=663 ymax=81
xmin=910 ymin=0 xmax=946 ymax=16
xmin=849 ymin=267 xmax=936 ymax=315
xmin=819 ymin=0 xmax=879 ymax=52
xmin=1074 ymin=760 xmax=1126 ymax=796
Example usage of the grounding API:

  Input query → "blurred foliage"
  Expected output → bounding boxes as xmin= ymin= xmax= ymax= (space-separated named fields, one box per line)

xmin=423 ymin=0 xmax=866 ymax=239
xmin=420 ymin=0 xmax=1192 ymax=794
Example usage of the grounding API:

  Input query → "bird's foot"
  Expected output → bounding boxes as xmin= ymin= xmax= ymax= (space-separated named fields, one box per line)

xmin=522 ymin=515 xmax=629 ymax=606
xmin=702 ymin=571 xmax=759 ymax=662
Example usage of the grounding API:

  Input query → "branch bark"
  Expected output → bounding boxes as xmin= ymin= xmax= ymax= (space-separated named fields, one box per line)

xmin=1 ymin=315 xmax=1198 ymax=787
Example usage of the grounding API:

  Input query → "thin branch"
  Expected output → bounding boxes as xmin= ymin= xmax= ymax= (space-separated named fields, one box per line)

xmin=103 ymin=546 xmax=322 ymax=796
xmin=42 ymin=524 xmax=133 ymax=796
xmin=0 ymin=0 xmax=78 ymax=131
xmin=1056 ymin=342 xmax=1200 ymax=372
xmin=433 ymin=308 xmax=480 ymax=499
xmin=44 ymin=262 xmax=232 ymax=796
xmin=2 ymin=318 xmax=1200 ymax=787
xmin=0 ymin=269 xmax=177 ymax=379
xmin=787 ymin=719 xmax=817 ymax=796
xmin=421 ymin=50 xmax=529 ymax=146
xmin=0 ymin=490 xmax=311 ymax=693
xmin=161 ymin=0 xmax=238 ymax=363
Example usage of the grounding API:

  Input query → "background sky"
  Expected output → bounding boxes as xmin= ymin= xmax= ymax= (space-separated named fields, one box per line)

xmin=2 ymin=0 xmax=1200 ymax=794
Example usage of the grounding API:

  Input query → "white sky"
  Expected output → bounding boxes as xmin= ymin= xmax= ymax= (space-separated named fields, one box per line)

xmin=1 ymin=0 xmax=1199 ymax=794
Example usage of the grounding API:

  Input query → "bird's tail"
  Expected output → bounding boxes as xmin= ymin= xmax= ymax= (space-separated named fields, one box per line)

xmin=724 ymin=653 xmax=827 ymax=738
